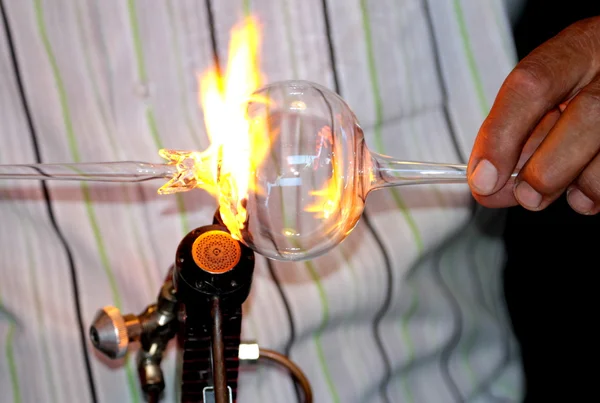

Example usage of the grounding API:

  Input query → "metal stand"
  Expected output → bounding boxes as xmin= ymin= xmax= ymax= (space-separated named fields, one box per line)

xmin=88 ymin=210 xmax=312 ymax=402
xmin=175 ymin=222 xmax=254 ymax=402
xmin=210 ymin=297 xmax=227 ymax=403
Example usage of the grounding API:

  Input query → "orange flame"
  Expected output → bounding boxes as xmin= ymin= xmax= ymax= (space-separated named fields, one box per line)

xmin=304 ymin=125 xmax=344 ymax=219
xmin=158 ymin=16 xmax=271 ymax=241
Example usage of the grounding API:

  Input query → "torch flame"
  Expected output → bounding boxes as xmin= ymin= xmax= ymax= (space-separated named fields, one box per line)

xmin=158 ymin=16 xmax=271 ymax=241
xmin=304 ymin=125 xmax=344 ymax=219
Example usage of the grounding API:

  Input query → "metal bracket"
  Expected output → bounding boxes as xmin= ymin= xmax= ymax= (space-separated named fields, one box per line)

xmin=202 ymin=386 xmax=233 ymax=403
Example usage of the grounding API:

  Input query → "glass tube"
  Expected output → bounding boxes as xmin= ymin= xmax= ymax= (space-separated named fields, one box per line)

xmin=0 ymin=80 xmax=519 ymax=262
xmin=0 ymin=162 xmax=177 ymax=182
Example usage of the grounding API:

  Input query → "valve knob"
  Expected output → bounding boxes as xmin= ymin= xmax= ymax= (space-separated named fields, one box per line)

xmin=89 ymin=306 xmax=131 ymax=359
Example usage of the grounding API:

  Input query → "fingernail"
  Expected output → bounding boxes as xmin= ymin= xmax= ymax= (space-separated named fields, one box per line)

xmin=514 ymin=181 xmax=542 ymax=209
xmin=567 ymin=188 xmax=594 ymax=214
xmin=470 ymin=159 xmax=498 ymax=195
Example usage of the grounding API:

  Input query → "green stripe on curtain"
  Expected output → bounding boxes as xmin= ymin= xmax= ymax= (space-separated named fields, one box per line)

xmin=165 ymin=0 xmax=203 ymax=150
xmin=1 ymin=299 xmax=20 ymax=403
xmin=26 ymin=234 xmax=59 ymax=403
xmin=73 ymin=1 xmax=158 ymax=298
xmin=0 ymin=173 xmax=57 ymax=403
xmin=358 ymin=0 xmax=423 ymax=252
xmin=453 ymin=0 xmax=490 ymax=115
xmin=306 ymin=261 xmax=340 ymax=403
xmin=32 ymin=1 xmax=141 ymax=401
xmin=127 ymin=0 xmax=189 ymax=235
xmin=358 ymin=1 xmax=425 ymax=401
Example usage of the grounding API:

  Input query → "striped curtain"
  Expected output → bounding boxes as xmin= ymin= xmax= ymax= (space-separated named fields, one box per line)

xmin=0 ymin=1 xmax=523 ymax=402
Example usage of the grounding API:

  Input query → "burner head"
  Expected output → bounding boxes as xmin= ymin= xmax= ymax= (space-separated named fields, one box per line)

xmin=174 ymin=224 xmax=255 ymax=308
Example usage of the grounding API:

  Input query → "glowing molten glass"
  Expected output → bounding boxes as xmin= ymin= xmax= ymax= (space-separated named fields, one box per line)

xmin=304 ymin=125 xmax=343 ymax=220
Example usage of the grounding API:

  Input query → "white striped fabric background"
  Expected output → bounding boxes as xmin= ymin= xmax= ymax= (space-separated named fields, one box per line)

xmin=0 ymin=0 xmax=524 ymax=402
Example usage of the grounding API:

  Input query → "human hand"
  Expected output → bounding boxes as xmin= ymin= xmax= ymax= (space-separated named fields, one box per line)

xmin=467 ymin=17 xmax=600 ymax=215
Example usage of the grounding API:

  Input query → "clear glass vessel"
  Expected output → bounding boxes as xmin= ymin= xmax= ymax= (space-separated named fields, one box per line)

xmin=0 ymin=80 xmax=482 ymax=262
xmin=239 ymin=80 xmax=468 ymax=261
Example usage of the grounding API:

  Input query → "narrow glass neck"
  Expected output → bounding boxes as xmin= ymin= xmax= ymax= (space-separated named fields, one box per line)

xmin=367 ymin=151 xmax=467 ymax=192
xmin=0 ymin=161 xmax=177 ymax=182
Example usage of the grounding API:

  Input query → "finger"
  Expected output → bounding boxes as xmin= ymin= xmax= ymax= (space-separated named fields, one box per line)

xmin=468 ymin=17 xmax=600 ymax=196
xmin=567 ymin=152 xmax=600 ymax=215
xmin=514 ymin=75 xmax=600 ymax=211
xmin=516 ymin=108 xmax=562 ymax=170
xmin=471 ymin=108 xmax=561 ymax=208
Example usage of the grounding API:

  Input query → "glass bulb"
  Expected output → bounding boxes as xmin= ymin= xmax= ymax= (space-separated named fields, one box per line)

xmin=238 ymin=80 xmax=469 ymax=261
xmin=0 ymin=79 xmax=476 ymax=262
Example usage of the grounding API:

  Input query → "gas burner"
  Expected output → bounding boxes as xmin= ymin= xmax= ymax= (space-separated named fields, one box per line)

xmin=89 ymin=209 xmax=312 ymax=403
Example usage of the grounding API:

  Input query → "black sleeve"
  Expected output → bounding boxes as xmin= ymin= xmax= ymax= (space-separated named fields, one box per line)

xmin=505 ymin=3 xmax=600 ymax=402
